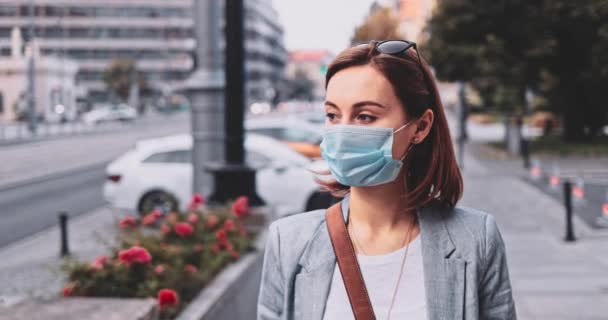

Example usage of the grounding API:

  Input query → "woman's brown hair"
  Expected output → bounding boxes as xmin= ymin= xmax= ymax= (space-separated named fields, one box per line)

xmin=320 ymin=41 xmax=463 ymax=210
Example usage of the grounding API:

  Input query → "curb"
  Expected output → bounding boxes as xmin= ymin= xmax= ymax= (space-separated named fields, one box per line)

xmin=0 ymin=162 xmax=109 ymax=193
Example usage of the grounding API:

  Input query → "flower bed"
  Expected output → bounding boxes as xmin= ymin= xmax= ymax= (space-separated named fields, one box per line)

xmin=62 ymin=194 xmax=255 ymax=319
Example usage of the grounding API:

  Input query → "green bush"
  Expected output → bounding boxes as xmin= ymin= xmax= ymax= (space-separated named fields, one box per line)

xmin=61 ymin=195 xmax=254 ymax=319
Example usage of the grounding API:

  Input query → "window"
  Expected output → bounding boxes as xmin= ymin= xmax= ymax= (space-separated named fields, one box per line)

xmin=143 ymin=150 xmax=191 ymax=164
xmin=247 ymin=150 xmax=271 ymax=166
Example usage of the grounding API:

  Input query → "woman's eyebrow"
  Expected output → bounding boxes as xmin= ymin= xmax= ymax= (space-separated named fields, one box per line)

xmin=325 ymin=100 xmax=387 ymax=109
xmin=352 ymin=101 xmax=387 ymax=109
xmin=324 ymin=101 xmax=339 ymax=108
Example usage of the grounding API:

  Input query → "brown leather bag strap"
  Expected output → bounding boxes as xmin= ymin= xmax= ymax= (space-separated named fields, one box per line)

xmin=326 ymin=203 xmax=376 ymax=320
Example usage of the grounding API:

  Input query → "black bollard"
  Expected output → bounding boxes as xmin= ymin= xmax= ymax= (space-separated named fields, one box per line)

xmin=59 ymin=212 xmax=70 ymax=256
xmin=563 ymin=181 xmax=576 ymax=242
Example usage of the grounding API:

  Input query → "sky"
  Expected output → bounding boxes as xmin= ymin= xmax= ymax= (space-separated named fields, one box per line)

xmin=272 ymin=0 xmax=378 ymax=55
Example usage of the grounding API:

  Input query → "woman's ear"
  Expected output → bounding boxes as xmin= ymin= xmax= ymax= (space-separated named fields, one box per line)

xmin=412 ymin=109 xmax=434 ymax=144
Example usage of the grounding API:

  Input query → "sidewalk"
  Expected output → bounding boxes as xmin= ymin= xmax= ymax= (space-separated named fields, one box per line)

xmin=0 ymin=206 xmax=123 ymax=305
xmin=461 ymin=145 xmax=608 ymax=319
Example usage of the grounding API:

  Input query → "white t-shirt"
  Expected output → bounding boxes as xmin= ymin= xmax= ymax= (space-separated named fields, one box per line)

xmin=322 ymin=235 xmax=428 ymax=320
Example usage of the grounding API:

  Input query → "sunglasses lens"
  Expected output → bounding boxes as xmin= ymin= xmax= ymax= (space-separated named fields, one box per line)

xmin=377 ymin=41 xmax=412 ymax=54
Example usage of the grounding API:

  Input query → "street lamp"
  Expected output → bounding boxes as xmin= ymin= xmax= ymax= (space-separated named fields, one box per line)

xmin=205 ymin=0 xmax=264 ymax=206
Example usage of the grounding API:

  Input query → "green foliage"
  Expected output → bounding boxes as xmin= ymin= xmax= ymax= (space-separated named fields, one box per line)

xmin=350 ymin=5 xmax=403 ymax=44
xmin=103 ymin=58 xmax=146 ymax=102
xmin=62 ymin=198 xmax=254 ymax=320
xmin=425 ymin=0 xmax=608 ymax=141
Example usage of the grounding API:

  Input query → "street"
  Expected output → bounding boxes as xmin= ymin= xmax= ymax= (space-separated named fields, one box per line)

xmin=0 ymin=164 xmax=105 ymax=247
xmin=0 ymin=113 xmax=189 ymax=248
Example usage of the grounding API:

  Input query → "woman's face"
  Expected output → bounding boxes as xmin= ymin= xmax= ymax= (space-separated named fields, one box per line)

xmin=325 ymin=65 xmax=424 ymax=159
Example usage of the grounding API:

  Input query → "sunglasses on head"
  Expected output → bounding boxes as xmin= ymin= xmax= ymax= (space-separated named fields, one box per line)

xmin=356 ymin=40 xmax=434 ymax=110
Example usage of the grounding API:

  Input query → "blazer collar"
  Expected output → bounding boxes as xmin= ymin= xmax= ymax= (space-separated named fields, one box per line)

xmin=296 ymin=194 xmax=463 ymax=319
xmin=297 ymin=194 xmax=458 ymax=269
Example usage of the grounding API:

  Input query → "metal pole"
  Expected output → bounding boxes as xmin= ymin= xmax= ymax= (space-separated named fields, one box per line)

xmin=225 ymin=0 xmax=245 ymax=164
xmin=563 ymin=180 xmax=576 ymax=242
xmin=188 ymin=0 xmax=225 ymax=197
xmin=27 ymin=0 xmax=37 ymax=135
xmin=457 ymin=82 xmax=468 ymax=170
xmin=59 ymin=212 xmax=70 ymax=256
xmin=206 ymin=0 xmax=264 ymax=206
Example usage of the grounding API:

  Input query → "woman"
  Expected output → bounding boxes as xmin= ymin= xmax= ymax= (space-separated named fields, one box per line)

xmin=257 ymin=40 xmax=516 ymax=320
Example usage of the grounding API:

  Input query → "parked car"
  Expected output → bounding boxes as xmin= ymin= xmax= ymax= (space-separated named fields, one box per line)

xmin=103 ymin=133 xmax=334 ymax=216
xmin=245 ymin=116 xmax=324 ymax=159
xmin=82 ymin=103 xmax=137 ymax=125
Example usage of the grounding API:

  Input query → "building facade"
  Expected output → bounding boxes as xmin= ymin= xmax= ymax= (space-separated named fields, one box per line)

xmin=286 ymin=50 xmax=334 ymax=101
xmin=0 ymin=0 xmax=285 ymax=109
xmin=0 ymin=27 xmax=78 ymax=122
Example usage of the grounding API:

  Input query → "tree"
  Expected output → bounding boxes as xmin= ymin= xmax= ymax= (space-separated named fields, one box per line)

xmin=425 ymin=0 xmax=608 ymax=142
xmin=351 ymin=5 xmax=403 ymax=45
xmin=103 ymin=58 xmax=146 ymax=103
xmin=424 ymin=0 xmax=547 ymax=114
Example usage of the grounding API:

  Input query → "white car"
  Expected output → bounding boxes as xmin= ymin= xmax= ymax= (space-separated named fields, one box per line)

xmin=103 ymin=133 xmax=334 ymax=216
xmin=245 ymin=116 xmax=324 ymax=159
xmin=82 ymin=103 xmax=137 ymax=125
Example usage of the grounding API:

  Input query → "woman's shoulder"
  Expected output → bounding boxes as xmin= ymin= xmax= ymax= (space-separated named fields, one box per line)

xmin=434 ymin=205 xmax=507 ymax=260
xmin=268 ymin=209 xmax=328 ymax=241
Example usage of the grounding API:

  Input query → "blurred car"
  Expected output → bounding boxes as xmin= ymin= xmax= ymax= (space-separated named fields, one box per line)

xmin=103 ymin=133 xmax=333 ymax=216
xmin=245 ymin=116 xmax=324 ymax=159
xmin=82 ymin=103 xmax=137 ymax=125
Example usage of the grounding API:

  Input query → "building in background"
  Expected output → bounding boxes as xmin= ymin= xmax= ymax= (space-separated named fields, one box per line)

xmin=243 ymin=0 xmax=287 ymax=105
xmin=0 ymin=27 xmax=78 ymax=123
xmin=0 ymin=0 xmax=285 ymax=113
xmin=285 ymin=50 xmax=334 ymax=102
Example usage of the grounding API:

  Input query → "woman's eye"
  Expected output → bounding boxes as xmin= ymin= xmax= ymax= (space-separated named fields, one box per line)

xmin=357 ymin=114 xmax=377 ymax=122
xmin=326 ymin=113 xmax=337 ymax=121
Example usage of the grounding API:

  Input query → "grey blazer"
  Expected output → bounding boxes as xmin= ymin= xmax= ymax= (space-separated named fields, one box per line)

xmin=257 ymin=195 xmax=516 ymax=319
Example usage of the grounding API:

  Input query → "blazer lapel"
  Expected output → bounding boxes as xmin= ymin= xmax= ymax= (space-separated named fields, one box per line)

xmin=295 ymin=196 xmax=351 ymax=319
xmin=418 ymin=205 xmax=466 ymax=320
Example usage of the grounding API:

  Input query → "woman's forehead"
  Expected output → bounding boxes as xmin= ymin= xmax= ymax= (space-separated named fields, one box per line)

xmin=326 ymin=65 xmax=398 ymax=108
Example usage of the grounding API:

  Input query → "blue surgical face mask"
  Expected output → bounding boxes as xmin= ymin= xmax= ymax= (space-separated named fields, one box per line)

xmin=320 ymin=121 xmax=413 ymax=187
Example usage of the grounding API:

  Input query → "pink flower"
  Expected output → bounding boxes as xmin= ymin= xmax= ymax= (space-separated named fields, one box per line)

xmin=187 ymin=213 xmax=199 ymax=225
xmin=119 ymin=216 xmax=137 ymax=229
xmin=142 ymin=210 xmax=163 ymax=226
xmin=151 ymin=209 xmax=163 ymax=218
xmin=231 ymin=196 xmax=249 ymax=218
xmin=161 ymin=224 xmax=171 ymax=235
xmin=184 ymin=264 xmax=197 ymax=274
xmin=224 ymin=219 xmax=235 ymax=232
xmin=188 ymin=193 xmax=205 ymax=211
xmin=157 ymin=289 xmax=179 ymax=309
xmin=62 ymin=283 xmax=75 ymax=297
xmin=205 ymin=214 xmax=219 ymax=228
xmin=154 ymin=264 xmax=165 ymax=275
xmin=90 ymin=255 xmax=108 ymax=271
xmin=174 ymin=222 xmax=194 ymax=237
xmin=118 ymin=246 xmax=152 ymax=265
xmin=215 ymin=229 xmax=227 ymax=243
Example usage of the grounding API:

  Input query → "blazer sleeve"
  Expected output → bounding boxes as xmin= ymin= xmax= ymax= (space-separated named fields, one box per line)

xmin=257 ymin=222 xmax=284 ymax=320
xmin=479 ymin=214 xmax=517 ymax=319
